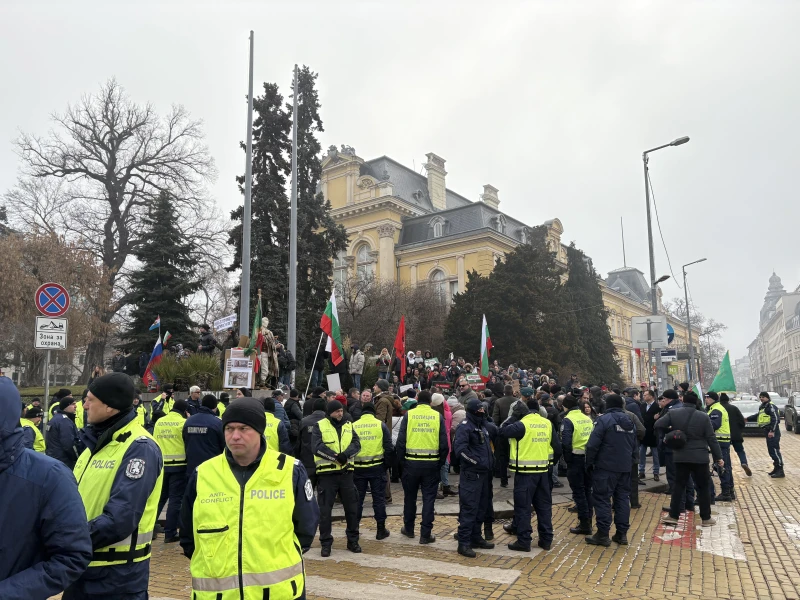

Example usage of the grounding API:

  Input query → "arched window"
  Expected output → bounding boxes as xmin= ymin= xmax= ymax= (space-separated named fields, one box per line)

xmin=430 ymin=269 xmax=447 ymax=301
xmin=495 ymin=214 xmax=507 ymax=234
xmin=355 ymin=244 xmax=373 ymax=280
xmin=333 ymin=250 xmax=348 ymax=289
xmin=433 ymin=221 xmax=443 ymax=238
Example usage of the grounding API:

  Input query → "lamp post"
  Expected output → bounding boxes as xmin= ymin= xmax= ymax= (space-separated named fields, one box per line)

xmin=682 ymin=258 xmax=707 ymax=382
xmin=643 ymin=136 xmax=689 ymax=390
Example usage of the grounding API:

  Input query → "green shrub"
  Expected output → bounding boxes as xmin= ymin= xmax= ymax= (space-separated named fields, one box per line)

xmin=177 ymin=353 xmax=223 ymax=390
xmin=152 ymin=354 xmax=181 ymax=389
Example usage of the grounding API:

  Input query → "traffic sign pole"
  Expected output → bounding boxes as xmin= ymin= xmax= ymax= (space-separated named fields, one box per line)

xmin=43 ymin=350 xmax=51 ymax=426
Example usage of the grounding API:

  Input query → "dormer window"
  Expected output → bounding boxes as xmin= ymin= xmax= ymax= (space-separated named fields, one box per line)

xmin=494 ymin=214 xmax=507 ymax=234
xmin=520 ymin=227 xmax=530 ymax=244
xmin=429 ymin=216 xmax=446 ymax=239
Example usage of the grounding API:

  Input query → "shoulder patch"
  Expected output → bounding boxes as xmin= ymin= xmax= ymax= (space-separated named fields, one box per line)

xmin=304 ymin=479 xmax=314 ymax=501
xmin=125 ymin=458 xmax=146 ymax=479
xmin=294 ymin=458 xmax=301 ymax=466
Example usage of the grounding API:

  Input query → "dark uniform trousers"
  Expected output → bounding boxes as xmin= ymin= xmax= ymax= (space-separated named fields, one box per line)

xmin=457 ymin=469 xmax=491 ymax=545
xmin=566 ymin=454 xmax=593 ymax=521
xmin=591 ymin=468 xmax=631 ymax=536
xmin=156 ymin=468 xmax=187 ymax=537
xmin=671 ymin=462 xmax=712 ymax=521
xmin=401 ymin=464 xmax=440 ymax=538
xmin=664 ymin=448 xmax=695 ymax=510
xmin=318 ymin=470 xmax=360 ymax=547
xmin=63 ymin=591 xmax=147 ymax=600
xmin=708 ymin=442 xmax=734 ymax=498
xmin=354 ymin=467 xmax=387 ymax=523
xmin=512 ymin=472 xmax=553 ymax=549
xmin=767 ymin=432 xmax=783 ymax=469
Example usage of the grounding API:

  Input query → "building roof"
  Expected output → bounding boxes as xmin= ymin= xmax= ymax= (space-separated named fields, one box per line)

xmin=605 ymin=267 xmax=651 ymax=305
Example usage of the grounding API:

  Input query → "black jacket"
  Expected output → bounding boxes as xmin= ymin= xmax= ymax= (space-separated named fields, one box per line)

xmin=491 ymin=395 xmax=517 ymax=425
xmin=721 ymin=400 xmax=746 ymax=442
xmin=283 ymin=397 xmax=304 ymax=444
xmin=182 ymin=407 xmax=225 ymax=474
xmin=45 ymin=412 xmax=78 ymax=470
xmin=297 ymin=410 xmax=326 ymax=473
xmin=198 ymin=331 xmax=218 ymax=354
xmin=655 ymin=404 xmax=722 ymax=464
xmin=641 ymin=400 xmax=660 ymax=447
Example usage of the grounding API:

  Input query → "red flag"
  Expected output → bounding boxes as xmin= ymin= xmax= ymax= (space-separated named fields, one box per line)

xmin=393 ymin=316 xmax=406 ymax=381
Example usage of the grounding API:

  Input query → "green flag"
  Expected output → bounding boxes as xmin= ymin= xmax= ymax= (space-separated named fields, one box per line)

xmin=708 ymin=350 xmax=736 ymax=393
xmin=243 ymin=300 xmax=262 ymax=356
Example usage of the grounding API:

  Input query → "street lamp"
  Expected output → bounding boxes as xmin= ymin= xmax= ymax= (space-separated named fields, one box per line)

xmin=682 ymin=258 xmax=707 ymax=382
xmin=644 ymin=136 xmax=689 ymax=390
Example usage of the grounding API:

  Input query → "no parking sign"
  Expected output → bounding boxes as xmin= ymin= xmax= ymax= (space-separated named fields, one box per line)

xmin=35 ymin=282 xmax=70 ymax=317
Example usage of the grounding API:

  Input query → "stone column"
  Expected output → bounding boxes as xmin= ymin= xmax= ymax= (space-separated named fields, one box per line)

xmin=457 ymin=255 xmax=465 ymax=292
xmin=377 ymin=224 xmax=397 ymax=282
xmin=409 ymin=264 xmax=417 ymax=285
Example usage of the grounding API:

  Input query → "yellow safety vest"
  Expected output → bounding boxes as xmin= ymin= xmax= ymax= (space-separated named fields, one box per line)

xmin=509 ymin=413 xmax=554 ymax=473
xmin=353 ymin=414 xmax=384 ymax=468
xmin=20 ymin=418 xmax=46 ymax=453
xmin=405 ymin=404 xmax=441 ymax=462
xmin=563 ymin=409 xmax=594 ymax=453
xmin=264 ymin=412 xmax=282 ymax=453
xmin=191 ymin=451 xmax=304 ymax=600
xmin=217 ymin=402 xmax=226 ymax=418
xmin=314 ymin=419 xmax=354 ymax=474
xmin=154 ymin=412 xmax=187 ymax=467
xmin=73 ymin=419 xmax=163 ymax=567
xmin=133 ymin=404 xmax=146 ymax=427
xmin=758 ymin=402 xmax=775 ymax=427
xmin=75 ymin=401 xmax=85 ymax=429
xmin=708 ymin=402 xmax=731 ymax=443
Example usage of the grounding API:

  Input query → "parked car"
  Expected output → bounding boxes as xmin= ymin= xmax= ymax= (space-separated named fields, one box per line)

xmin=736 ymin=401 xmax=767 ymax=437
xmin=766 ymin=392 xmax=789 ymax=418
xmin=784 ymin=395 xmax=800 ymax=433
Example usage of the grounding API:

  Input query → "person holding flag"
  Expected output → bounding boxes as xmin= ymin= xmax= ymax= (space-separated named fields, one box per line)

xmin=143 ymin=335 xmax=164 ymax=391
xmin=479 ymin=315 xmax=493 ymax=382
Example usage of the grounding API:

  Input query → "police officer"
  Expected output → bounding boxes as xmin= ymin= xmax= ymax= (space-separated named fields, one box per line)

xmin=183 ymin=394 xmax=225 ymax=474
xmin=560 ymin=394 xmax=594 ymax=535
xmin=500 ymin=398 xmax=561 ymax=552
xmin=396 ymin=390 xmax=449 ymax=544
xmin=20 ymin=405 xmax=46 ymax=453
xmin=187 ymin=386 xmax=202 ymax=415
xmin=747 ymin=391 xmax=784 ymax=478
xmin=352 ymin=402 xmax=394 ymax=540
xmin=297 ymin=397 xmax=327 ymax=488
xmin=154 ymin=399 xmax=190 ymax=543
xmin=313 ymin=399 xmax=362 ymax=556
xmin=151 ymin=383 xmax=174 ymax=414
xmin=453 ymin=397 xmax=496 ymax=557
xmin=132 ymin=392 xmax=146 ymax=427
xmin=585 ymin=394 xmax=638 ymax=547
xmin=705 ymin=391 xmax=734 ymax=500
xmin=264 ymin=397 xmax=293 ymax=454
xmin=46 ymin=394 xmax=79 ymax=469
xmin=63 ymin=372 xmax=163 ymax=600
xmin=180 ymin=398 xmax=319 ymax=599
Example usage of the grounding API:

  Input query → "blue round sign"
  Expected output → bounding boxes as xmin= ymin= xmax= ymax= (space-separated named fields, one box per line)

xmin=666 ymin=323 xmax=675 ymax=345
xmin=35 ymin=282 xmax=70 ymax=317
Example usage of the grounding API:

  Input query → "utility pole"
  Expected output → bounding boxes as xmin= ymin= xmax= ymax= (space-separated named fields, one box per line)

xmin=287 ymin=65 xmax=299 ymax=369
xmin=238 ymin=31 xmax=255 ymax=342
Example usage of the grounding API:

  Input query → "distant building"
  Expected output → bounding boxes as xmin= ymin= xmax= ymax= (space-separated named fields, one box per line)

xmin=733 ymin=356 xmax=752 ymax=394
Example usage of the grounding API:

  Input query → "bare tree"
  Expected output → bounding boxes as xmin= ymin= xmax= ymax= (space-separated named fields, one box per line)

xmin=665 ymin=297 xmax=728 ymax=387
xmin=189 ymin=263 xmax=238 ymax=328
xmin=6 ymin=79 xmax=218 ymax=381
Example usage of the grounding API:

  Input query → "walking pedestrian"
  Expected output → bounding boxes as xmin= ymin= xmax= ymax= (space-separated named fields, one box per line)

xmin=746 ymin=391 xmax=784 ymax=477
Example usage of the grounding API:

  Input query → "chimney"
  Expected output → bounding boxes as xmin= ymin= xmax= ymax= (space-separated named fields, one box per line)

xmin=424 ymin=152 xmax=447 ymax=211
xmin=480 ymin=184 xmax=500 ymax=210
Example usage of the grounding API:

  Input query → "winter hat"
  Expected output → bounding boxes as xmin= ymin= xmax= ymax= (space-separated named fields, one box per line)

xmin=326 ymin=399 xmax=344 ymax=416
xmin=550 ymin=385 xmax=562 ymax=395
xmin=430 ymin=393 xmax=445 ymax=407
xmin=335 ymin=394 xmax=348 ymax=405
xmin=446 ymin=396 xmax=460 ymax=409
xmin=222 ymin=398 xmax=266 ymax=435
xmin=520 ymin=387 xmax=534 ymax=398
xmin=705 ymin=391 xmax=719 ymax=402
xmin=483 ymin=389 xmax=493 ymax=398
xmin=605 ymin=394 xmax=624 ymax=409
xmin=313 ymin=398 xmax=326 ymax=412
xmin=219 ymin=392 xmax=230 ymax=404
xmin=662 ymin=389 xmax=678 ymax=400
xmin=361 ymin=402 xmax=376 ymax=415
xmin=679 ymin=382 xmax=690 ymax=393
xmin=466 ymin=398 xmax=483 ymax=414
xmin=54 ymin=388 xmax=72 ymax=400
xmin=401 ymin=399 xmax=418 ymax=411
xmin=406 ymin=389 xmax=416 ymax=399
xmin=571 ymin=387 xmax=583 ymax=398
xmin=376 ymin=379 xmax=390 ymax=392
xmin=201 ymin=394 xmax=219 ymax=410
xmin=59 ymin=396 xmax=76 ymax=410
xmin=238 ymin=387 xmax=252 ymax=397
xmin=720 ymin=393 xmax=730 ymax=403
xmin=172 ymin=399 xmax=190 ymax=414
xmin=263 ymin=398 xmax=276 ymax=413
xmin=88 ymin=373 xmax=135 ymax=411
xmin=539 ymin=393 xmax=551 ymax=404
xmin=25 ymin=406 xmax=44 ymax=419
xmin=562 ymin=396 xmax=578 ymax=410
xmin=312 ymin=386 xmax=326 ymax=397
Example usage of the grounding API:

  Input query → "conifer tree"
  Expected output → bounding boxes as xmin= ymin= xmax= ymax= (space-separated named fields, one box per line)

xmin=123 ymin=191 xmax=199 ymax=354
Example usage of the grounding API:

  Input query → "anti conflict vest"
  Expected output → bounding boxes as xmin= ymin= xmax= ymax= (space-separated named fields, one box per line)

xmin=154 ymin=412 xmax=187 ymax=467
xmin=509 ymin=413 xmax=554 ymax=473
xmin=20 ymin=418 xmax=46 ymax=453
xmin=264 ymin=412 xmax=282 ymax=453
xmin=73 ymin=419 xmax=163 ymax=567
xmin=563 ymin=409 xmax=594 ymax=453
xmin=191 ymin=452 xmax=304 ymax=600
xmin=708 ymin=403 xmax=731 ymax=443
xmin=352 ymin=414 xmax=384 ymax=468
xmin=405 ymin=404 xmax=440 ymax=462
xmin=314 ymin=419 xmax=354 ymax=473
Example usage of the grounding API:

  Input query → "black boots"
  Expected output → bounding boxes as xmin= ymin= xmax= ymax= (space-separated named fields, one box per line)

xmin=771 ymin=468 xmax=786 ymax=478
xmin=321 ymin=546 xmax=331 ymax=557
xmin=458 ymin=544 xmax=477 ymax=558
xmin=347 ymin=541 xmax=362 ymax=553
xmin=569 ymin=519 xmax=592 ymax=535
xmin=503 ymin=523 xmax=517 ymax=535
xmin=715 ymin=487 xmax=734 ymax=502
xmin=484 ymin=524 xmax=494 ymax=541
xmin=400 ymin=527 xmax=414 ymax=538
xmin=611 ymin=532 xmax=628 ymax=545
xmin=507 ymin=540 xmax=530 ymax=552
xmin=376 ymin=523 xmax=390 ymax=540
xmin=472 ymin=538 xmax=495 ymax=549
xmin=585 ymin=532 xmax=612 ymax=547
xmin=419 ymin=534 xmax=436 ymax=544
xmin=442 ymin=485 xmax=458 ymax=497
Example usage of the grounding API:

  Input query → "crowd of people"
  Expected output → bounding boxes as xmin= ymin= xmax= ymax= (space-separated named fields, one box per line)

xmin=0 ymin=359 xmax=787 ymax=599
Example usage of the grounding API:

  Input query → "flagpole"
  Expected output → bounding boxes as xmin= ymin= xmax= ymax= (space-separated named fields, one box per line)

xmin=287 ymin=64 xmax=299 ymax=360
xmin=304 ymin=331 xmax=324 ymax=399
xmin=239 ymin=30 xmax=255 ymax=343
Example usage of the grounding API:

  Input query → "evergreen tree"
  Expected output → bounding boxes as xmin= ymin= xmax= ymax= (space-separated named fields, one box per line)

xmin=290 ymin=66 xmax=348 ymax=362
xmin=229 ymin=83 xmax=292 ymax=337
xmin=564 ymin=244 xmax=621 ymax=384
xmin=123 ymin=192 xmax=199 ymax=354
xmin=444 ymin=226 xmax=586 ymax=375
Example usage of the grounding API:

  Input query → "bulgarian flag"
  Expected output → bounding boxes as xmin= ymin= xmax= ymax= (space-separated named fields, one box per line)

xmin=693 ymin=382 xmax=703 ymax=400
xmin=479 ymin=314 xmax=493 ymax=381
xmin=321 ymin=291 xmax=344 ymax=366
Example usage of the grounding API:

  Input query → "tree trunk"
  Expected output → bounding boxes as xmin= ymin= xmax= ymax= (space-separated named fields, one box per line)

xmin=79 ymin=339 xmax=108 ymax=385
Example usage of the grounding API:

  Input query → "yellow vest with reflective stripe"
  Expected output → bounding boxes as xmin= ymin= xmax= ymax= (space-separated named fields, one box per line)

xmin=264 ymin=412 xmax=282 ymax=453
xmin=708 ymin=403 xmax=731 ymax=442
xmin=314 ymin=419 xmax=354 ymax=473
xmin=564 ymin=409 xmax=594 ymax=453
xmin=405 ymin=404 xmax=441 ymax=462
xmin=154 ymin=412 xmax=187 ymax=467
xmin=191 ymin=451 xmax=304 ymax=600
xmin=758 ymin=403 xmax=775 ymax=427
xmin=73 ymin=419 xmax=163 ymax=567
xmin=20 ymin=418 xmax=46 ymax=453
xmin=353 ymin=414 xmax=384 ymax=468
xmin=509 ymin=413 xmax=553 ymax=473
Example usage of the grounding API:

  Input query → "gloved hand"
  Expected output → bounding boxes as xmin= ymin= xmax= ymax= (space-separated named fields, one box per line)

xmin=336 ymin=453 xmax=348 ymax=466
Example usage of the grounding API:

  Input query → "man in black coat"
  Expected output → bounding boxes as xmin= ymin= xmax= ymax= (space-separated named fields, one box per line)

xmin=639 ymin=389 xmax=661 ymax=481
xmin=197 ymin=324 xmax=218 ymax=355
xmin=655 ymin=392 xmax=723 ymax=527
xmin=297 ymin=397 xmax=327 ymax=487
xmin=45 ymin=396 xmax=79 ymax=470
xmin=720 ymin=393 xmax=751 ymax=476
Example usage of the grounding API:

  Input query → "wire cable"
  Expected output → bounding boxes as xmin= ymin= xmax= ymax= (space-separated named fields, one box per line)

xmin=646 ymin=167 xmax=682 ymax=290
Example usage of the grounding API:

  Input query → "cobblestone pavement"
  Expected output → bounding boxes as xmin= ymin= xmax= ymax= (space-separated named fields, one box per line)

xmin=138 ymin=435 xmax=800 ymax=600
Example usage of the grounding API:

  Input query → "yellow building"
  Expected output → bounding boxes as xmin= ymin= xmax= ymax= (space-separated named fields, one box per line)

xmin=322 ymin=146 xmax=698 ymax=386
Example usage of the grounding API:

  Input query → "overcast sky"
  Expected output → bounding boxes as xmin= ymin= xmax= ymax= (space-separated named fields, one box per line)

xmin=2 ymin=1 xmax=798 ymax=360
